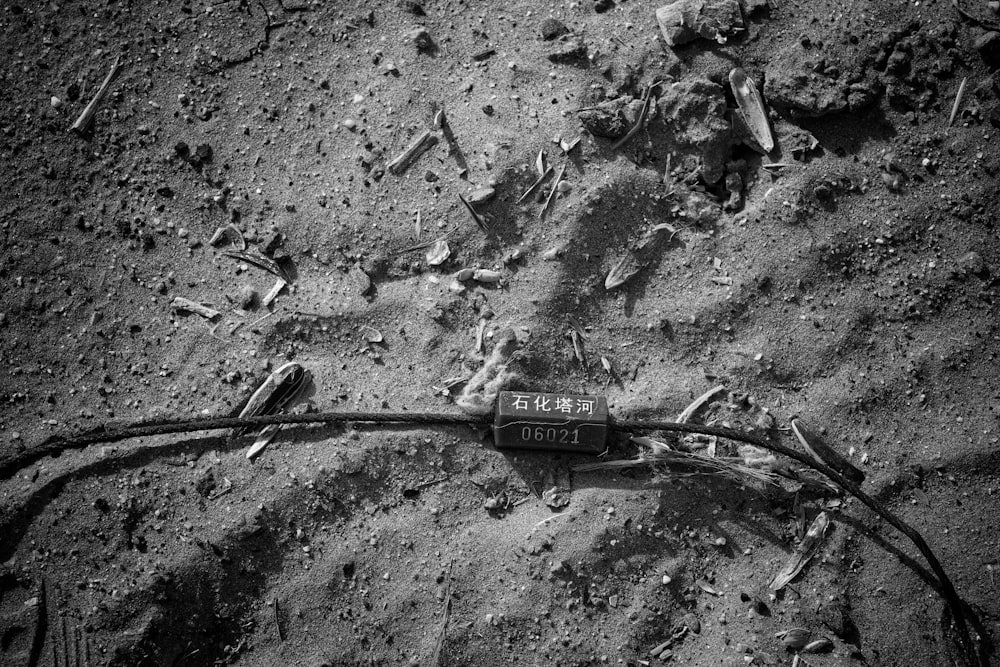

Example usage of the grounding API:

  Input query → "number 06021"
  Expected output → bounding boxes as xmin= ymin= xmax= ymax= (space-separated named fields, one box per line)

xmin=520 ymin=426 xmax=580 ymax=445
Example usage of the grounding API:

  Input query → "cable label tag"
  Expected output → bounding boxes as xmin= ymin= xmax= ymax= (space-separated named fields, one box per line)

xmin=493 ymin=391 xmax=608 ymax=453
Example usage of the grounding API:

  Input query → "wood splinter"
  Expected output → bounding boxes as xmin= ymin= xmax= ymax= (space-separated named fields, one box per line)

xmin=171 ymin=297 xmax=221 ymax=321
xmin=70 ymin=57 xmax=123 ymax=134
xmin=388 ymin=130 xmax=440 ymax=175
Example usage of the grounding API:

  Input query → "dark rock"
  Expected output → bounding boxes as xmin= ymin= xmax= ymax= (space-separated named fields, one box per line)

xmin=408 ymin=27 xmax=435 ymax=53
xmin=594 ymin=0 xmax=615 ymax=13
xmin=174 ymin=141 xmax=190 ymax=159
xmin=739 ymin=0 xmax=769 ymax=14
xmin=579 ymin=97 xmax=632 ymax=138
xmin=541 ymin=18 xmax=569 ymax=40
xmin=547 ymin=39 xmax=588 ymax=64
xmin=885 ymin=48 xmax=912 ymax=75
xmin=975 ymin=31 xmax=1000 ymax=69
xmin=764 ymin=68 xmax=849 ymax=116
xmin=655 ymin=0 xmax=744 ymax=47
xmin=847 ymin=80 xmax=882 ymax=112
xmin=957 ymin=251 xmax=985 ymax=276
xmin=656 ymin=78 xmax=732 ymax=184
xmin=193 ymin=143 xmax=212 ymax=165
xmin=991 ymin=103 xmax=1000 ymax=129
xmin=400 ymin=0 xmax=425 ymax=16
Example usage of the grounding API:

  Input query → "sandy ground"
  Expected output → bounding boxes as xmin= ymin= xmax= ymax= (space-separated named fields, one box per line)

xmin=2 ymin=0 xmax=1000 ymax=665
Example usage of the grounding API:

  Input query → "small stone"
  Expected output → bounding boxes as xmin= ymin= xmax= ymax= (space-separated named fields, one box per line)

xmin=541 ymin=18 xmax=569 ymax=40
xmin=957 ymin=251 xmax=985 ymax=275
xmin=343 ymin=118 xmax=357 ymax=130
xmin=975 ymin=32 xmax=1000 ymax=70
xmin=50 ymin=96 xmax=62 ymax=109
xmin=237 ymin=285 xmax=258 ymax=310
xmin=408 ymin=27 xmax=435 ymax=52
xmin=655 ymin=0 xmax=744 ymax=46
xmin=401 ymin=0 xmax=425 ymax=15
xmin=661 ymin=574 xmax=672 ymax=585
xmin=990 ymin=103 xmax=1000 ymax=130
xmin=467 ymin=187 xmax=495 ymax=204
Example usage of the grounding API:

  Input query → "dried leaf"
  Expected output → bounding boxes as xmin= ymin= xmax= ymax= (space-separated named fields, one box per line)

xmin=600 ymin=356 xmax=613 ymax=374
xmin=695 ymin=579 xmax=721 ymax=596
xmin=605 ymin=251 xmax=642 ymax=290
xmin=426 ymin=239 xmax=451 ymax=266
xmin=535 ymin=148 xmax=547 ymax=176
xmin=238 ymin=362 xmax=309 ymax=439
xmin=775 ymin=628 xmax=811 ymax=649
xmin=414 ymin=210 xmax=422 ymax=238
xmin=803 ymin=638 xmax=833 ymax=653
xmin=729 ymin=68 xmax=774 ymax=153
xmin=224 ymin=251 xmax=292 ymax=284
xmin=246 ymin=424 xmax=283 ymax=460
xmin=770 ymin=511 xmax=831 ymax=590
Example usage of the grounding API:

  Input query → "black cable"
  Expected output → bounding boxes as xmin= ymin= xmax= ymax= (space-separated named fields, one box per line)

xmin=0 ymin=409 xmax=984 ymax=664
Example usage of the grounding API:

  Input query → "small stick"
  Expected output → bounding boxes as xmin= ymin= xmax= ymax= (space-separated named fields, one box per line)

xmin=539 ymin=164 xmax=566 ymax=220
xmin=171 ymin=297 xmax=221 ymax=321
xmin=71 ymin=57 xmax=122 ymax=134
xmin=261 ymin=279 xmax=287 ymax=309
xmin=517 ymin=165 xmax=553 ymax=204
xmin=273 ymin=598 xmax=284 ymax=642
xmin=611 ymin=81 xmax=661 ymax=151
xmin=676 ymin=385 xmax=726 ymax=423
xmin=388 ymin=130 xmax=440 ymax=175
xmin=458 ymin=193 xmax=490 ymax=233
xmin=431 ymin=561 xmax=454 ymax=665
xmin=947 ymin=77 xmax=967 ymax=130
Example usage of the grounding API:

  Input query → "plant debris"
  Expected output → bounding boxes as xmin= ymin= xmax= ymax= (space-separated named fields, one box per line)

xmin=388 ymin=130 xmax=440 ymax=175
xmin=224 ymin=251 xmax=292 ymax=284
xmin=237 ymin=361 xmax=310 ymax=458
xmin=729 ymin=67 xmax=775 ymax=153
xmin=171 ymin=297 xmax=221 ymax=320
xmin=770 ymin=511 xmax=831 ymax=590
xmin=458 ymin=193 xmax=491 ymax=233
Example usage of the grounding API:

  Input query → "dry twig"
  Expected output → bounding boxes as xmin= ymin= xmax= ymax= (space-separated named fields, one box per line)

xmin=71 ymin=57 xmax=122 ymax=134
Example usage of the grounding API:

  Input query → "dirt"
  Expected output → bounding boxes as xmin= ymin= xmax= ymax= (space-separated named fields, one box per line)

xmin=2 ymin=0 xmax=1000 ymax=665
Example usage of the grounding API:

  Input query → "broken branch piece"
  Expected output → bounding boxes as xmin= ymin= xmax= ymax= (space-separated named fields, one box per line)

xmin=71 ymin=57 xmax=123 ymax=134
xmin=388 ymin=130 xmax=440 ymax=175
xmin=539 ymin=164 xmax=566 ymax=219
xmin=171 ymin=297 xmax=221 ymax=320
